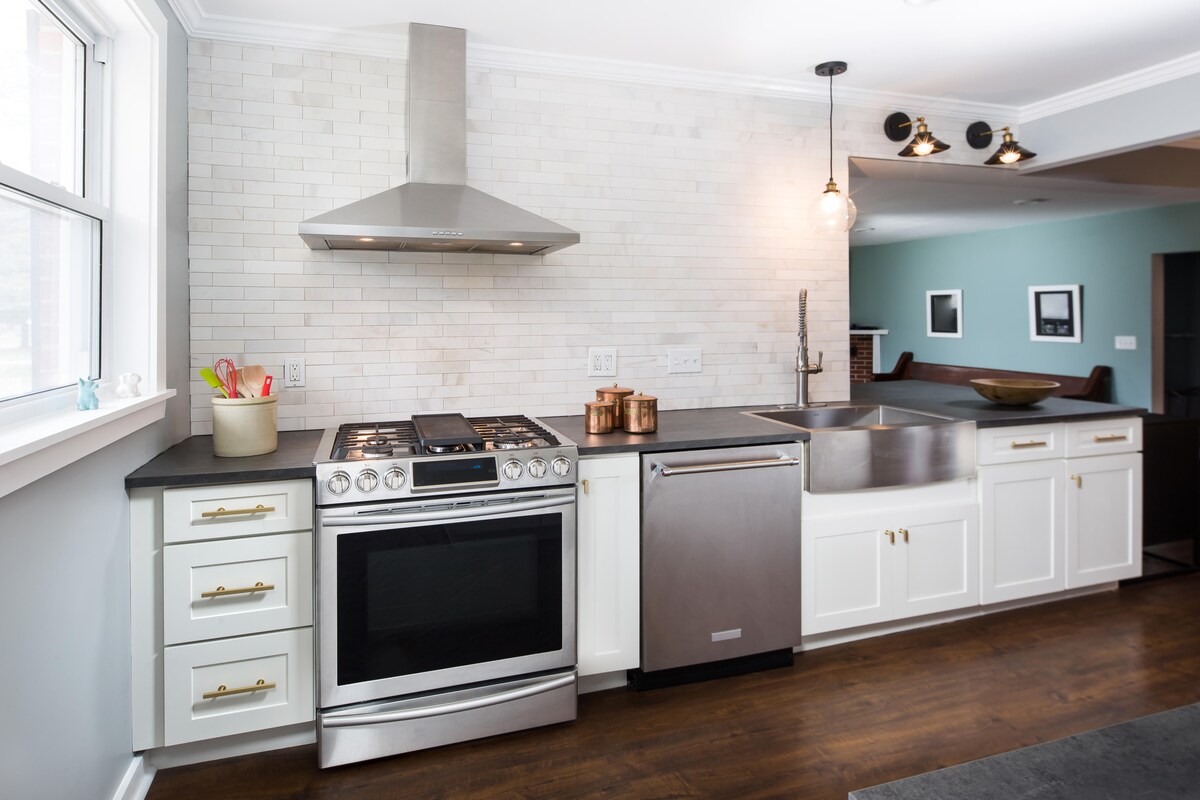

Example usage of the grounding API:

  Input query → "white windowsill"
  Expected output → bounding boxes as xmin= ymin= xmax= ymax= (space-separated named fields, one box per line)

xmin=0 ymin=388 xmax=175 ymax=499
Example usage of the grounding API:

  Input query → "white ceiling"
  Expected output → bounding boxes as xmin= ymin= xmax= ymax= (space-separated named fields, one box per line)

xmin=175 ymin=0 xmax=1200 ymax=243
xmin=178 ymin=0 xmax=1200 ymax=114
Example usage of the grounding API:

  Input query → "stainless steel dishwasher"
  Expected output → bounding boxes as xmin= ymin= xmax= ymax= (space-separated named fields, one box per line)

xmin=640 ymin=443 xmax=804 ymax=676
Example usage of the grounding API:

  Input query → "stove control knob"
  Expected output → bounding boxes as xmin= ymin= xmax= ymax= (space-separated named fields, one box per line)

xmin=356 ymin=469 xmax=379 ymax=493
xmin=502 ymin=459 xmax=524 ymax=481
xmin=551 ymin=456 xmax=573 ymax=478
xmin=383 ymin=468 xmax=407 ymax=491
xmin=327 ymin=470 xmax=351 ymax=496
xmin=527 ymin=457 xmax=548 ymax=479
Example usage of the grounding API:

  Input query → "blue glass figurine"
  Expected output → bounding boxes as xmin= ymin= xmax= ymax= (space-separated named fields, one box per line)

xmin=77 ymin=378 xmax=99 ymax=410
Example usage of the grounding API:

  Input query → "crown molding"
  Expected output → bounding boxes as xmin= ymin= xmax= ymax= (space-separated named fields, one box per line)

xmin=168 ymin=0 xmax=1195 ymax=125
xmin=1020 ymin=49 xmax=1200 ymax=122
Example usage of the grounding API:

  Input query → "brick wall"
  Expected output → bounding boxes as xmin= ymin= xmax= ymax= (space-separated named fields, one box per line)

xmin=186 ymin=38 xmax=913 ymax=433
xmin=850 ymin=334 xmax=875 ymax=384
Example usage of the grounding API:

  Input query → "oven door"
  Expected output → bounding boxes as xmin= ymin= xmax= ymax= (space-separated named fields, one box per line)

xmin=317 ymin=486 xmax=576 ymax=709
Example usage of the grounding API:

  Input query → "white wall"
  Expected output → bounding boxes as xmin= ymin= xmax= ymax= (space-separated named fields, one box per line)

xmin=186 ymin=41 xmax=918 ymax=433
xmin=0 ymin=0 xmax=191 ymax=797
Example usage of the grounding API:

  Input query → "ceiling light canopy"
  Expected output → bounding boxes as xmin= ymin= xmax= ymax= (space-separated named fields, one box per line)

xmin=967 ymin=121 xmax=1038 ymax=165
xmin=810 ymin=60 xmax=857 ymax=234
xmin=884 ymin=112 xmax=951 ymax=157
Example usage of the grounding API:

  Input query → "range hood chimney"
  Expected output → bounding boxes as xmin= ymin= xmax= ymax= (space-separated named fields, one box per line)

xmin=298 ymin=24 xmax=579 ymax=256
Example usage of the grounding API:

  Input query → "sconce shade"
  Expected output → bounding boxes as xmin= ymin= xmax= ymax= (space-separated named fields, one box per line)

xmin=885 ymin=112 xmax=950 ymax=157
xmin=969 ymin=121 xmax=1037 ymax=165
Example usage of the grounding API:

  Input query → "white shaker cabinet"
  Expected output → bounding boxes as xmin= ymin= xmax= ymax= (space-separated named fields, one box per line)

xmin=802 ymin=485 xmax=978 ymax=636
xmin=575 ymin=454 xmax=641 ymax=676
xmin=977 ymin=417 xmax=1142 ymax=604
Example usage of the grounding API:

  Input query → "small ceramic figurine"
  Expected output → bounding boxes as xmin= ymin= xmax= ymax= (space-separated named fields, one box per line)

xmin=77 ymin=378 xmax=99 ymax=411
xmin=115 ymin=372 xmax=142 ymax=398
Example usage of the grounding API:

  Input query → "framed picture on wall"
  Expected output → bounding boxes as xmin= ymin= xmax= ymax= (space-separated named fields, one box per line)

xmin=1029 ymin=284 xmax=1082 ymax=343
xmin=926 ymin=289 xmax=962 ymax=338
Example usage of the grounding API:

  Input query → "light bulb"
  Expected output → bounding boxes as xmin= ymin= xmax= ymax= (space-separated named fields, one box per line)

xmin=999 ymin=150 xmax=1021 ymax=164
xmin=810 ymin=181 xmax=858 ymax=233
xmin=913 ymin=139 xmax=935 ymax=156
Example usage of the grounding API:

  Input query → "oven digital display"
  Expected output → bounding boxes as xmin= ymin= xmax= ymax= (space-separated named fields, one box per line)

xmin=412 ymin=456 xmax=499 ymax=488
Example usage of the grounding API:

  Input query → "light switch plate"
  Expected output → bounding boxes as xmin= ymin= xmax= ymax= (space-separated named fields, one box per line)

xmin=667 ymin=347 xmax=702 ymax=374
xmin=1115 ymin=336 xmax=1137 ymax=351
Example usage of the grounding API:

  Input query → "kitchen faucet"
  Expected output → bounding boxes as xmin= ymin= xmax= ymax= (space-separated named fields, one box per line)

xmin=795 ymin=289 xmax=823 ymax=408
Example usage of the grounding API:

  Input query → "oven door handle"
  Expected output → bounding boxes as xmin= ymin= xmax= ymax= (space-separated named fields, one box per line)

xmin=320 ymin=672 xmax=576 ymax=728
xmin=321 ymin=493 xmax=573 ymax=527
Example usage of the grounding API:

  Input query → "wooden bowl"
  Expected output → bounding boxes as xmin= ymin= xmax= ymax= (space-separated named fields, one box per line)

xmin=970 ymin=378 xmax=1060 ymax=406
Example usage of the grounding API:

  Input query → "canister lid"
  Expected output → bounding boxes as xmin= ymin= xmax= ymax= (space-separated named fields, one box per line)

xmin=585 ymin=400 xmax=615 ymax=411
xmin=624 ymin=391 xmax=657 ymax=404
xmin=597 ymin=384 xmax=633 ymax=394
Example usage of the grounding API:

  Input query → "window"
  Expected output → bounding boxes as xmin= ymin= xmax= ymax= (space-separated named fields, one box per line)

xmin=0 ymin=0 xmax=104 ymax=403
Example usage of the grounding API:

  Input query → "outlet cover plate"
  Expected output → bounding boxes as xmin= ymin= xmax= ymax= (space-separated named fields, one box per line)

xmin=668 ymin=347 xmax=702 ymax=374
xmin=587 ymin=348 xmax=617 ymax=377
xmin=284 ymin=356 xmax=305 ymax=387
xmin=1115 ymin=336 xmax=1137 ymax=350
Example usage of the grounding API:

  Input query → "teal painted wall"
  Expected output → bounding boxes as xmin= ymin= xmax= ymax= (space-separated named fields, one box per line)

xmin=850 ymin=202 xmax=1200 ymax=409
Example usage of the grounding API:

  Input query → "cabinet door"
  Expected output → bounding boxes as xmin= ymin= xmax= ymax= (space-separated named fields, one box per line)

xmin=893 ymin=502 xmax=980 ymax=619
xmin=979 ymin=462 xmax=1066 ymax=604
xmin=1066 ymin=453 xmax=1143 ymax=588
xmin=802 ymin=512 xmax=894 ymax=635
xmin=576 ymin=455 xmax=641 ymax=676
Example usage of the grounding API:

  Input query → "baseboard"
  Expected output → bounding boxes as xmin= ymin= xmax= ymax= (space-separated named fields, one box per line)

xmin=147 ymin=722 xmax=316 ymax=770
xmin=112 ymin=755 xmax=156 ymax=800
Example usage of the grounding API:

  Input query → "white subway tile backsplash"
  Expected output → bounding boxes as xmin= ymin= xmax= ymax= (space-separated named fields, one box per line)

xmin=186 ymin=38 xmax=883 ymax=432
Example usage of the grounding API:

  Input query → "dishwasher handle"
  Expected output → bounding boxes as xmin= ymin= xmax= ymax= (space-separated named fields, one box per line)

xmin=655 ymin=455 xmax=801 ymax=477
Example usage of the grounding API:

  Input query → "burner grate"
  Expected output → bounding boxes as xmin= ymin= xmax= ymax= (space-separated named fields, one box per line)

xmin=331 ymin=421 xmax=419 ymax=459
xmin=471 ymin=416 xmax=559 ymax=447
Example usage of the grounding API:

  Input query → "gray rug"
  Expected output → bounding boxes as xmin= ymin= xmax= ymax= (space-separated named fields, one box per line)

xmin=850 ymin=703 xmax=1200 ymax=799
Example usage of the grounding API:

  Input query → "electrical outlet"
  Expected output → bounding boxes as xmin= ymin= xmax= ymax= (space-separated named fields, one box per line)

xmin=284 ymin=356 xmax=305 ymax=387
xmin=1114 ymin=336 xmax=1137 ymax=351
xmin=587 ymin=348 xmax=617 ymax=377
xmin=668 ymin=347 xmax=702 ymax=374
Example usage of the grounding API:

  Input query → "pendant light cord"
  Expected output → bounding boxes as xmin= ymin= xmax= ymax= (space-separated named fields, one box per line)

xmin=827 ymin=71 xmax=834 ymax=184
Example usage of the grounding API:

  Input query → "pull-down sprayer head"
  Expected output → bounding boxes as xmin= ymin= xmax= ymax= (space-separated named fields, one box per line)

xmin=798 ymin=289 xmax=808 ymax=339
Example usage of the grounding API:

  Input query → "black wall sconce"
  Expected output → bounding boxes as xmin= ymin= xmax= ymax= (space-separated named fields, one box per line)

xmin=884 ymin=112 xmax=950 ymax=157
xmin=967 ymin=121 xmax=1037 ymax=165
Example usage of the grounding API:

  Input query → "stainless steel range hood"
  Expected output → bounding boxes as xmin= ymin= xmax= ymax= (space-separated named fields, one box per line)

xmin=298 ymin=24 xmax=579 ymax=256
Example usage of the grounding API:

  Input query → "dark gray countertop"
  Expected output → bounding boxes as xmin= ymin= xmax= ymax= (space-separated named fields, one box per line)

xmin=850 ymin=702 xmax=1200 ymax=799
xmin=125 ymin=429 xmax=322 ymax=489
xmin=852 ymin=380 xmax=1144 ymax=428
xmin=544 ymin=381 xmax=1144 ymax=456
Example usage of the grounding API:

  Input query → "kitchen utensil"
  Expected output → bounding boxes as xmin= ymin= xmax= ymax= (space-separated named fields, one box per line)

xmin=622 ymin=392 xmax=658 ymax=433
xmin=240 ymin=364 xmax=267 ymax=398
xmin=596 ymin=384 xmax=634 ymax=428
xmin=199 ymin=367 xmax=230 ymax=398
xmin=970 ymin=378 xmax=1060 ymax=406
xmin=584 ymin=400 xmax=615 ymax=434
xmin=214 ymin=358 xmax=238 ymax=399
xmin=260 ymin=375 xmax=272 ymax=397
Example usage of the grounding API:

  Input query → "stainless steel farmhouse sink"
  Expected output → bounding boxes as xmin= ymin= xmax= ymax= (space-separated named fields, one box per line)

xmin=744 ymin=405 xmax=976 ymax=493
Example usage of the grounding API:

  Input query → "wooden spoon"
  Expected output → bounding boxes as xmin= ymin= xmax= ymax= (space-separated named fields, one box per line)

xmin=240 ymin=364 xmax=267 ymax=398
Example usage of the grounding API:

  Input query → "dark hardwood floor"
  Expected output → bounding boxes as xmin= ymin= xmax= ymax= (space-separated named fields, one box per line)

xmin=148 ymin=573 xmax=1200 ymax=800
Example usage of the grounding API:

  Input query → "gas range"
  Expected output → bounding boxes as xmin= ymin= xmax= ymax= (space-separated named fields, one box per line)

xmin=313 ymin=413 xmax=578 ymax=506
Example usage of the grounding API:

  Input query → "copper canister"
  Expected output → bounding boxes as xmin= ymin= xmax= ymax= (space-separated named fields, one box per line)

xmin=584 ymin=400 xmax=615 ymax=434
xmin=622 ymin=391 xmax=658 ymax=433
xmin=596 ymin=384 xmax=634 ymax=428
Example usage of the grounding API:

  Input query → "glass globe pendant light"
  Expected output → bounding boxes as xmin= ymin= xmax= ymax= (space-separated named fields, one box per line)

xmin=810 ymin=61 xmax=857 ymax=233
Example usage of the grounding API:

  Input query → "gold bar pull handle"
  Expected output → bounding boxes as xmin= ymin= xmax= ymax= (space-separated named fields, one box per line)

xmin=581 ymin=479 xmax=589 ymax=495
xmin=884 ymin=529 xmax=895 ymax=545
xmin=900 ymin=528 xmax=909 ymax=544
xmin=200 ymin=504 xmax=275 ymax=518
xmin=1070 ymin=474 xmax=1082 ymax=489
xmin=1093 ymin=434 xmax=1128 ymax=443
xmin=1011 ymin=440 xmax=1048 ymax=449
xmin=200 ymin=581 xmax=275 ymax=599
xmin=202 ymin=678 xmax=276 ymax=700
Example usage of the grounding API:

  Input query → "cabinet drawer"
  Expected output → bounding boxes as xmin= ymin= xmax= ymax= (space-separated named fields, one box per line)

xmin=163 ymin=480 xmax=312 ymax=544
xmin=1065 ymin=417 xmax=1142 ymax=458
xmin=977 ymin=423 xmax=1066 ymax=465
xmin=163 ymin=628 xmax=314 ymax=746
xmin=163 ymin=532 xmax=313 ymax=645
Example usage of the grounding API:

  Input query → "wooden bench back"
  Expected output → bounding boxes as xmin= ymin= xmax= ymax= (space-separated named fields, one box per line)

xmin=875 ymin=352 xmax=1111 ymax=403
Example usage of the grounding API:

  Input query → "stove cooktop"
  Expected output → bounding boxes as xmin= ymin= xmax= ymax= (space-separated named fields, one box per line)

xmin=328 ymin=414 xmax=563 ymax=461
